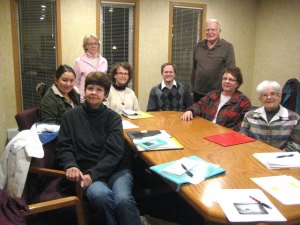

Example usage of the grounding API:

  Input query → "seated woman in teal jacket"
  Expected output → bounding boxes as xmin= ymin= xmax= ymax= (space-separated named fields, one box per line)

xmin=39 ymin=64 xmax=80 ymax=124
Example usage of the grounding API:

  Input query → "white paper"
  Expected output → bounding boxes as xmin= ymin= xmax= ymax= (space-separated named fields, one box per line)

xmin=253 ymin=152 xmax=300 ymax=169
xmin=122 ymin=119 xmax=139 ymax=129
xmin=162 ymin=157 xmax=205 ymax=184
xmin=163 ymin=157 xmax=199 ymax=175
xmin=217 ymin=189 xmax=286 ymax=222
xmin=251 ymin=175 xmax=300 ymax=205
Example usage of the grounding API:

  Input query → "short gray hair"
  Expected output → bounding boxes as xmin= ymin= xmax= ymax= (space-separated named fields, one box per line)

xmin=206 ymin=19 xmax=221 ymax=31
xmin=256 ymin=80 xmax=281 ymax=97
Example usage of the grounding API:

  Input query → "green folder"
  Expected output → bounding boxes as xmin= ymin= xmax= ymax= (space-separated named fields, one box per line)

xmin=149 ymin=155 xmax=225 ymax=191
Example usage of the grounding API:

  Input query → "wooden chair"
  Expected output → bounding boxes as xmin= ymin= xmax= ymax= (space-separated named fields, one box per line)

xmin=15 ymin=108 xmax=86 ymax=225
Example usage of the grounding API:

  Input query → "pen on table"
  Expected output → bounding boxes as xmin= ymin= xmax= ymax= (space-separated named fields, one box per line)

xmin=276 ymin=154 xmax=294 ymax=158
xmin=181 ymin=164 xmax=193 ymax=177
xmin=249 ymin=195 xmax=272 ymax=209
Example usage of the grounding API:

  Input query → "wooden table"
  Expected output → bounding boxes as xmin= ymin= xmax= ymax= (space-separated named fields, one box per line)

xmin=123 ymin=111 xmax=300 ymax=225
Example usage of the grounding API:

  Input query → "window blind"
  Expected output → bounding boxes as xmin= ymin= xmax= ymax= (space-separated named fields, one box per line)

xmin=172 ymin=6 xmax=202 ymax=91
xmin=100 ymin=2 xmax=135 ymax=89
xmin=17 ymin=0 xmax=57 ymax=109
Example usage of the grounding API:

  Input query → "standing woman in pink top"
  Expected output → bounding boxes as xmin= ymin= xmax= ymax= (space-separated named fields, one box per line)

xmin=74 ymin=34 xmax=108 ymax=102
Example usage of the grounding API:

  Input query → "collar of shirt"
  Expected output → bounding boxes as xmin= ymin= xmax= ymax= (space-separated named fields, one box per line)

xmin=161 ymin=80 xmax=177 ymax=90
xmin=52 ymin=84 xmax=64 ymax=97
xmin=253 ymin=105 xmax=289 ymax=122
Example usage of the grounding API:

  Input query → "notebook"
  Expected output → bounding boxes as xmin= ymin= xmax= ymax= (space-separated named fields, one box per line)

xmin=203 ymin=131 xmax=255 ymax=147
xmin=150 ymin=155 xmax=225 ymax=190
xmin=127 ymin=130 xmax=183 ymax=151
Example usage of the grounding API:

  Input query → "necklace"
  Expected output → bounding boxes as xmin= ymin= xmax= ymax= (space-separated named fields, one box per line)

xmin=116 ymin=89 xmax=126 ymax=105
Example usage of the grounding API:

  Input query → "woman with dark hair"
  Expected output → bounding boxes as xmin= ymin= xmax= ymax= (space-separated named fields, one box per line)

xmin=57 ymin=71 xmax=143 ymax=225
xmin=105 ymin=62 xmax=140 ymax=113
xmin=181 ymin=66 xmax=251 ymax=131
xmin=39 ymin=64 xmax=80 ymax=124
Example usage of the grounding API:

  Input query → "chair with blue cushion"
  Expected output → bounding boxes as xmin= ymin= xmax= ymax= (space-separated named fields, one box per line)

xmin=15 ymin=107 xmax=86 ymax=225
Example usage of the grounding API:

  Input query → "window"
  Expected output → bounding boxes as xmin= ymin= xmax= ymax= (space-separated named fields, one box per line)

xmin=15 ymin=0 xmax=58 ymax=110
xmin=100 ymin=0 xmax=138 ymax=90
xmin=169 ymin=3 xmax=206 ymax=91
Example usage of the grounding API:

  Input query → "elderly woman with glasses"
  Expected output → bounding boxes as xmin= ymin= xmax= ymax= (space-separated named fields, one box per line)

xmin=74 ymin=34 xmax=108 ymax=102
xmin=240 ymin=80 xmax=300 ymax=151
xmin=104 ymin=62 xmax=140 ymax=113
xmin=181 ymin=66 xmax=251 ymax=131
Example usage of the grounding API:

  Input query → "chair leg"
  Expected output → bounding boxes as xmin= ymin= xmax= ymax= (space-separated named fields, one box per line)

xmin=75 ymin=197 xmax=86 ymax=225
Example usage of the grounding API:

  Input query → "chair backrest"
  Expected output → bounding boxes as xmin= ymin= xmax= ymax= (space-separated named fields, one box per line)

xmin=15 ymin=107 xmax=40 ymax=131
xmin=281 ymin=78 xmax=300 ymax=115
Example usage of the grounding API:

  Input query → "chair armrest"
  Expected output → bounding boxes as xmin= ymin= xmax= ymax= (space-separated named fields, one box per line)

xmin=22 ymin=196 xmax=80 ymax=216
xmin=29 ymin=166 xmax=66 ymax=177
xmin=29 ymin=166 xmax=85 ymax=209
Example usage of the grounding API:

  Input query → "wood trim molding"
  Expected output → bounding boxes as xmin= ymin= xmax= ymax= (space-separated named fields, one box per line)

xmin=56 ymin=0 xmax=62 ymax=65
xmin=10 ymin=0 xmax=21 ymax=112
xmin=98 ymin=0 xmax=140 ymax=97
xmin=168 ymin=2 xmax=207 ymax=62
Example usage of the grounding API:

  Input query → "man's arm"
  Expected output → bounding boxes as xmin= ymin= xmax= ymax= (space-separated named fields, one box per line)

xmin=225 ymin=42 xmax=235 ymax=67
xmin=146 ymin=87 xmax=158 ymax=112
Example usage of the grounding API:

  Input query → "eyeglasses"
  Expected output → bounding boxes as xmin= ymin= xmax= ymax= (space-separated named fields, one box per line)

xmin=260 ymin=92 xmax=279 ymax=99
xmin=87 ymin=42 xmax=99 ymax=46
xmin=222 ymin=77 xmax=237 ymax=83
xmin=205 ymin=28 xmax=219 ymax=33
xmin=117 ymin=72 xmax=129 ymax=76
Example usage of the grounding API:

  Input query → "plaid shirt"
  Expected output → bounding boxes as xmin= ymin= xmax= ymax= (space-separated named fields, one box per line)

xmin=188 ymin=90 xmax=251 ymax=131
xmin=240 ymin=105 xmax=300 ymax=152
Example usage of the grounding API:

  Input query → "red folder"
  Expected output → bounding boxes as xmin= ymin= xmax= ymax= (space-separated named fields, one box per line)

xmin=203 ymin=131 xmax=255 ymax=147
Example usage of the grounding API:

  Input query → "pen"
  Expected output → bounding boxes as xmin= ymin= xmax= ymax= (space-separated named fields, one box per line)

xmin=249 ymin=195 xmax=272 ymax=209
xmin=181 ymin=164 xmax=193 ymax=177
xmin=276 ymin=154 xmax=294 ymax=158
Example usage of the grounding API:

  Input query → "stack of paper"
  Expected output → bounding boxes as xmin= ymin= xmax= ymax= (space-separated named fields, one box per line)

xmin=121 ymin=110 xmax=153 ymax=119
xmin=251 ymin=175 xmax=300 ymax=205
xmin=253 ymin=152 xmax=300 ymax=169
xmin=127 ymin=130 xmax=183 ymax=151
xmin=150 ymin=155 xmax=225 ymax=189
xmin=217 ymin=189 xmax=286 ymax=222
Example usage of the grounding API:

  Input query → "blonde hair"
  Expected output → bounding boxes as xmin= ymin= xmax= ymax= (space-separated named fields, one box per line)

xmin=82 ymin=34 xmax=100 ymax=53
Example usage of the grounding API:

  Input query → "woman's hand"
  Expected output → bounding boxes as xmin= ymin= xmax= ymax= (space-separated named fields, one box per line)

xmin=81 ymin=174 xmax=93 ymax=188
xmin=65 ymin=167 xmax=84 ymax=182
xmin=181 ymin=110 xmax=193 ymax=121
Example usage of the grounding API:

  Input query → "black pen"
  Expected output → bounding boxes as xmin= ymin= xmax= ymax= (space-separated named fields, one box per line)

xmin=276 ymin=154 xmax=294 ymax=158
xmin=181 ymin=164 xmax=193 ymax=177
xmin=249 ymin=195 xmax=272 ymax=209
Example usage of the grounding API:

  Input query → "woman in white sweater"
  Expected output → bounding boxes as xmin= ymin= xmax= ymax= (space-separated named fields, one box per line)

xmin=105 ymin=62 xmax=140 ymax=113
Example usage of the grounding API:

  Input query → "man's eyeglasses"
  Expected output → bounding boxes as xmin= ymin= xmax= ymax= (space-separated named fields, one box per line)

xmin=205 ymin=28 xmax=219 ymax=33
xmin=222 ymin=77 xmax=237 ymax=83
xmin=260 ymin=92 xmax=279 ymax=99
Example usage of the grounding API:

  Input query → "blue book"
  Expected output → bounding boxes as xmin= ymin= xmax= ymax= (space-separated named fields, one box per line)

xmin=150 ymin=155 xmax=225 ymax=191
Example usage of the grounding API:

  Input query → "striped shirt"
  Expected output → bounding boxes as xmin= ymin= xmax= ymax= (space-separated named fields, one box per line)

xmin=240 ymin=105 xmax=300 ymax=152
